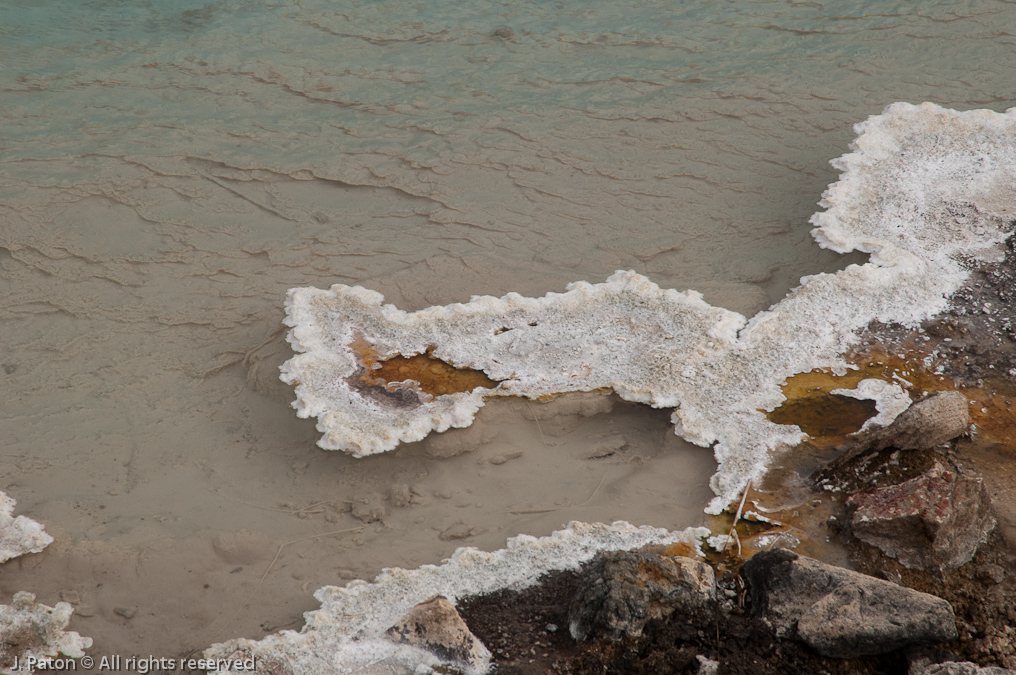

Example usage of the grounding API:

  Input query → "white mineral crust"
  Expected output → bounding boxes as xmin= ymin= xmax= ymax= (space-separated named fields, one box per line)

xmin=0 ymin=593 xmax=93 ymax=674
xmin=0 ymin=491 xmax=53 ymax=563
xmin=283 ymin=102 xmax=1016 ymax=516
xmin=0 ymin=491 xmax=92 ymax=673
xmin=831 ymin=379 xmax=913 ymax=432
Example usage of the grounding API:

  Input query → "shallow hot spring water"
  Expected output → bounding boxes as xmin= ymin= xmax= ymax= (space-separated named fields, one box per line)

xmin=4 ymin=0 xmax=1016 ymax=665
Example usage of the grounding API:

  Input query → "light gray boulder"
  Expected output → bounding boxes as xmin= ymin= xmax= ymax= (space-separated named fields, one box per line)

xmin=385 ymin=595 xmax=491 ymax=675
xmin=865 ymin=390 xmax=970 ymax=452
xmin=741 ymin=550 xmax=957 ymax=658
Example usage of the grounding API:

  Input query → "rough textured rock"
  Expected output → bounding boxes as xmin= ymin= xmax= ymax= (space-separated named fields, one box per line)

xmin=847 ymin=462 xmax=996 ymax=571
xmin=914 ymin=663 xmax=1016 ymax=675
xmin=741 ymin=549 xmax=957 ymax=658
xmin=865 ymin=390 xmax=970 ymax=452
xmin=824 ymin=391 xmax=971 ymax=476
xmin=568 ymin=550 xmax=715 ymax=641
xmin=0 ymin=592 xmax=93 ymax=670
xmin=385 ymin=595 xmax=491 ymax=675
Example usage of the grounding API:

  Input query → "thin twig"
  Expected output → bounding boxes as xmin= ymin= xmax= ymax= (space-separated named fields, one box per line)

xmin=726 ymin=480 xmax=752 ymax=555
xmin=216 ymin=526 xmax=363 ymax=639
xmin=713 ymin=480 xmax=754 ymax=659
xmin=576 ymin=474 xmax=607 ymax=507
xmin=525 ymin=400 xmax=549 ymax=448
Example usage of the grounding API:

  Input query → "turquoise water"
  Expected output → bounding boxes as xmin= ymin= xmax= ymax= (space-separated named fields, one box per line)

xmin=4 ymin=0 xmax=1014 ymax=310
xmin=2 ymin=0 xmax=1015 ymax=662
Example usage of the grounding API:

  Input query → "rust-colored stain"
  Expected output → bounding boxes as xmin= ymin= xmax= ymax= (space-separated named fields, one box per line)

xmin=748 ymin=337 xmax=1016 ymax=566
xmin=636 ymin=561 xmax=672 ymax=585
xmin=767 ymin=346 xmax=958 ymax=445
xmin=662 ymin=542 xmax=696 ymax=559
xmin=349 ymin=336 xmax=500 ymax=398
xmin=768 ymin=393 xmax=877 ymax=439
xmin=968 ymin=392 xmax=1016 ymax=447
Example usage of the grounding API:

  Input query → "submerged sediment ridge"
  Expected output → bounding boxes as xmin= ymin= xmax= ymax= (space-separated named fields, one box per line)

xmin=283 ymin=102 xmax=1016 ymax=515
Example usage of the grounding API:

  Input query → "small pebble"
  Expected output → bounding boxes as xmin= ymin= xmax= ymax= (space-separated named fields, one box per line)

xmin=545 ymin=623 xmax=558 ymax=633
xmin=977 ymin=563 xmax=1005 ymax=585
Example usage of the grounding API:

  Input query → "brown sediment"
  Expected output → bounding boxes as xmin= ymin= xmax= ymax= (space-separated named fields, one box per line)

xmin=767 ymin=393 xmax=877 ymax=439
xmin=370 ymin=352 xmax=500 ymax=396
xmin=348 ymin=335 xmax=500 ymax=398
xmin=767 ymin=345 xmax=957 ymax=446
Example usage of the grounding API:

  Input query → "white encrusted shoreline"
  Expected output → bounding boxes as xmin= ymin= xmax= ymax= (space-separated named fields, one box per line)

xmin=199 ymin=103 xmax=1016 ymax=674
xmin=204 ymin=521 xmax=710 ymax=675
xmin=282 ymin=103 xmax=1016 ymax=515
xmin=0 ymin=491 xmax=53 ymax=564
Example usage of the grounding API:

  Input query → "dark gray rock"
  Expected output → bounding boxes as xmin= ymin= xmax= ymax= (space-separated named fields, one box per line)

xmin=847 ymin=461 xmax=996 ymax=571
xmin=385 ymin=595 xmax=491 ymax=674
xmin=568 ymin=550 xmax=715 ymax=641
xmin=741 ymin=550 xmax=957 ymax=658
